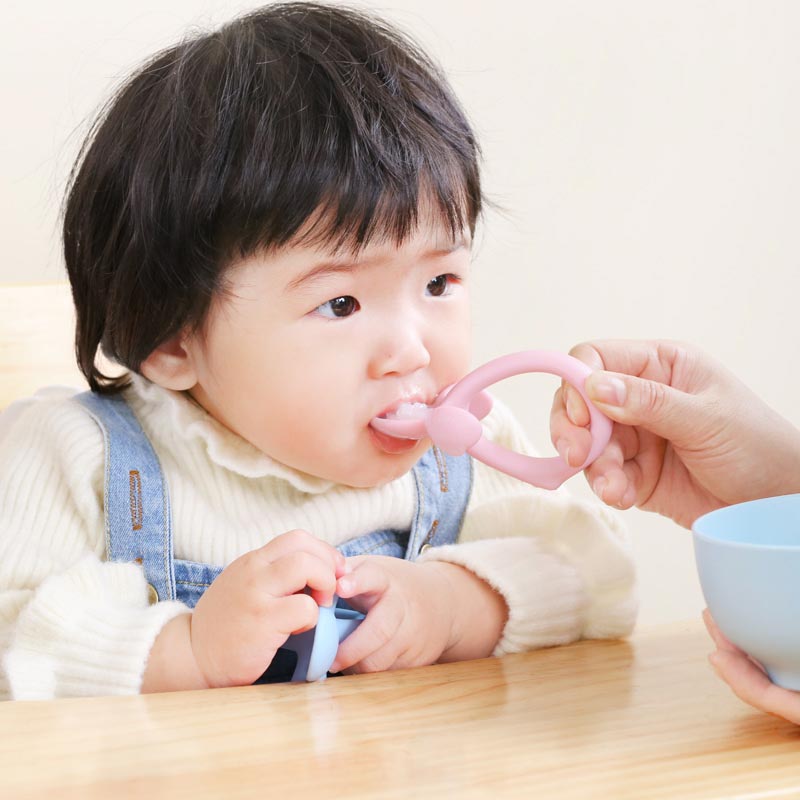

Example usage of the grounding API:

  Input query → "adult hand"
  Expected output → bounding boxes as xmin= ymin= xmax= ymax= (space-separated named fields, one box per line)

xmin=704 ymin=610 xmax=800 ymax=725
xmin=551 ymin=340 xmax=800 ymax=528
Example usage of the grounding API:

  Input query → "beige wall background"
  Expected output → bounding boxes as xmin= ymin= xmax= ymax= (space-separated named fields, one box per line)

xmin=3 ymin=1 xmax=799 ymax=626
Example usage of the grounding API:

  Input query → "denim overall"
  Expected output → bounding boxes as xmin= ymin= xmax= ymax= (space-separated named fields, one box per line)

xmin=75 ymin=391 xmax=473 ymax=681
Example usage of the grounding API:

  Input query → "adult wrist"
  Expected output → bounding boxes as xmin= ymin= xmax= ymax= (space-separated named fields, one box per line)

xmin=756 ymin=413 xmax=800 ymax=501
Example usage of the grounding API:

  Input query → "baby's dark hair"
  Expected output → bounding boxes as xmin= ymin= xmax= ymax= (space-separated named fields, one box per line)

xmin=63 ymin=2 xmax=483 ymax=393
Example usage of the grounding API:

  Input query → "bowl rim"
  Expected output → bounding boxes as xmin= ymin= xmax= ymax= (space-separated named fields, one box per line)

xmin=691 ymin=528 xmax=800 ymax=551
xmin=692 ymin=492 xmax=800 ymax=552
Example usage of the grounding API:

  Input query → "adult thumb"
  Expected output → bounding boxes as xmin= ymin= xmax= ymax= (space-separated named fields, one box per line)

xmin=584 ymin=370 xmax=698 ymax=444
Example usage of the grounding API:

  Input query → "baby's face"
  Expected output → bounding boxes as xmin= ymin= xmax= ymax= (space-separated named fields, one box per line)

xmin=183 ymin=223 xmax=472 ymax=487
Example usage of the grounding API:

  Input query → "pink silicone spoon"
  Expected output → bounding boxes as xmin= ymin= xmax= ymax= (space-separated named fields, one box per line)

xmin=371 ymin=350 xmax=611 ymax=490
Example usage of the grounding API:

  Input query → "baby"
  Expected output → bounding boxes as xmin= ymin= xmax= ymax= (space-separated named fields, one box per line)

xmin=0 ymin=2 xmax=636 ymax=698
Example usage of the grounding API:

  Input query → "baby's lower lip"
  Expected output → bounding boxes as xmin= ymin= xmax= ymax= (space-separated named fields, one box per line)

xmin=368 ymin=425 xmax=421 ymax=455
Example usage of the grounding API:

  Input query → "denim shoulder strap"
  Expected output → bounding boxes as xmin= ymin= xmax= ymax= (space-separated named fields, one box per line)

xmin=74 ymin=391 xmax=175 ymax=603
xmin=405 ymin=446 xmax=473 ymax=559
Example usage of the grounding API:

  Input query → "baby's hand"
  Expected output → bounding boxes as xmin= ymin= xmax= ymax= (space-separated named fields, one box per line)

xmin=329 ymin=556 xmax=453 ymax=673
xmin=704 ymin=610 xmax=800 ymax=725
xmin=331 ymin=555 xmax=507 ymax=674
xmin=190 ymin=529 xmax=346 ymax=688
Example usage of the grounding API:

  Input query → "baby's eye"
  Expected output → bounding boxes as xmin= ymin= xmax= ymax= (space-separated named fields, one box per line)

xmin=426 ymin=273 xmax=460 ymax=297
xmin=315 ymin=295 xmax=360 ymax=318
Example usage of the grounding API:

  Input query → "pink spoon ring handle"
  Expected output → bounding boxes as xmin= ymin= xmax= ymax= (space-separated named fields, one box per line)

xmin=432 ymin=350 xmax=611 ymax=490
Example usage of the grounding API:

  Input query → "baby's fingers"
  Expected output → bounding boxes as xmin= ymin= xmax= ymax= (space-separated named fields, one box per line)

xmin=336 ymin=557 xmax=390 ymax=601
xmin=270 ymin=592 xmax=320 ymax=637
xmin=329 ymin=600 xmax=403 ymax=673
xmin=258 ymin=529 xmax=347 ymax=578
xmin=264 ymin=551 xmax=338 ymax=606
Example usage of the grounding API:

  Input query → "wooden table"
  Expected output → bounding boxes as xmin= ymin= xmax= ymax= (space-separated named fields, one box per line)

xmin=2 ymin=622 xmax=799 ymax=799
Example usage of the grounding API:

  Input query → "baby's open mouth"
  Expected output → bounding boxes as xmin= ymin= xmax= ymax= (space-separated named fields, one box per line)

xmin=376 ymin=401 xmax=430 ymax=421
xmin=370 ymin=401 xmax=431 ymax=443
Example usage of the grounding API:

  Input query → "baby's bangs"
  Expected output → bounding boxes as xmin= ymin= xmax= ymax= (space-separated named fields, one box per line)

xmin=217 ymin=149 xmax=479 ymax=263
xmin=292 ymin=166 xmax=477 ymax=256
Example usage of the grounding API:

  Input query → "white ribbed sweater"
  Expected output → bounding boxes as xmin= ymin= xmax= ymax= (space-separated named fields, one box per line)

xmin=0 ymin=377 xmax=637 ymax=699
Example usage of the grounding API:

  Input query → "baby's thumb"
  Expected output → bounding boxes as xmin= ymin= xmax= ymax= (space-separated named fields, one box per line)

xmin=584 ymin=370 xmax=696 ymax=444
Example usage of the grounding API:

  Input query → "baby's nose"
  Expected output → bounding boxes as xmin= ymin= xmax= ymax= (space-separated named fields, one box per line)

xmin=369 ymin=323 xmax=431 ymax=378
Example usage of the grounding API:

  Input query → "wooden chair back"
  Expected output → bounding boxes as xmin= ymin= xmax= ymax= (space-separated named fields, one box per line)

xmin=0 ymin=283 xmax=87 ymax=408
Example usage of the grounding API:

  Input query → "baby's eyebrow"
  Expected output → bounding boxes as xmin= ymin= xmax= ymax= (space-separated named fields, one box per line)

xmin=285 ymin=260 xmax=360 ymax=292
xmin=430 ymin=234 xmax=469 ymax=255
xmin=285 ymin=233 xmax=469 ymax=293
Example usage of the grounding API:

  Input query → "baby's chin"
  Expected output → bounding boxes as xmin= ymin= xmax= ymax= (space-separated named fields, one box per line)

xmin=328 ymin=445 xmax=428 ymax=489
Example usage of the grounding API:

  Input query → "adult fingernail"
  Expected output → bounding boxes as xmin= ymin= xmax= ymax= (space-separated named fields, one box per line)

xmin=587 ymin=373 xmax=627 ymax=406
xmin=556 ymin=438 xmax=571 ymax=465
xmin=620 ymin=484 xmax=637 ymax=508
xmin=565 ymin=389 xmax=581 ymax=424
xmin=593 ymin=476 xmax=608 ymax=501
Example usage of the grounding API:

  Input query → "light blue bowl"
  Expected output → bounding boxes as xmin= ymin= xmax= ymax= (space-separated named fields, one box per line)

xmin=693 ymin=493 xmax=800 ymax=690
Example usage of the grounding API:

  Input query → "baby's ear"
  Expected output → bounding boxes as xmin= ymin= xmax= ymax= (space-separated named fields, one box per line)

xmin=140 ymin=333 xmax=198 ymax=391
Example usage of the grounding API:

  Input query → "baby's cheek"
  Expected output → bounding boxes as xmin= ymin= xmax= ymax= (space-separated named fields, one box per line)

xmin=437 ymin=345 xmax=471 ymax=385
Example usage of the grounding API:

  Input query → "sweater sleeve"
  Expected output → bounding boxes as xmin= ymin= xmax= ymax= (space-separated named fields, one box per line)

xmin=417 ymin=397 xmax=637 ymax=655
xmin=0 ymin=390 xmax=188 ymax=700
